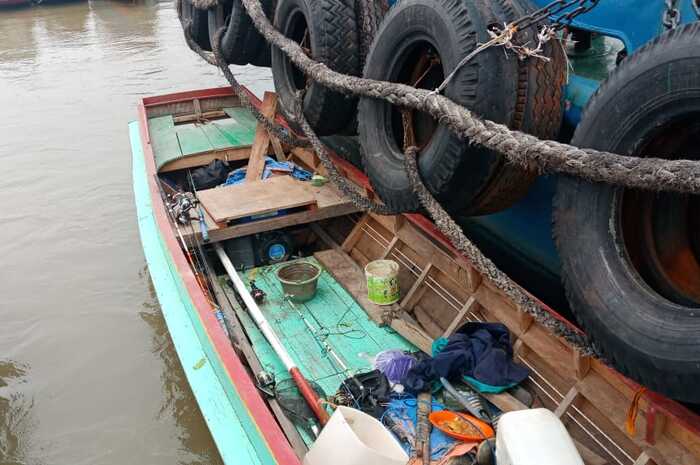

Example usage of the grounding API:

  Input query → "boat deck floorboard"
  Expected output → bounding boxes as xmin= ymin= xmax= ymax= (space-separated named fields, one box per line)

xmin=222 ymin=257 xmax=415 ymax=443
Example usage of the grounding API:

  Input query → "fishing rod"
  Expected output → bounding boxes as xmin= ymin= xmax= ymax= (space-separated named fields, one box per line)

xmin=284 ymin=298 xmax=361 ymax=386
xmin=214 ymin=243 xmax=331 ymax=425
xmin=155 ymin=175 xmax=212 ymax=299
xmin=187 ymin=170 xmax=210 ymax=243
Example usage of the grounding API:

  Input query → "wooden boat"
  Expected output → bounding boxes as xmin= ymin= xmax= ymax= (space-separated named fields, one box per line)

xmin=131 ymin=86 xmax=700 ymax=465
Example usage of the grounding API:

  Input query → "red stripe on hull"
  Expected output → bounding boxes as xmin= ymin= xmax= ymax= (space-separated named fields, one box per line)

xmin=138 ymin=100 xmax=300 ymax=465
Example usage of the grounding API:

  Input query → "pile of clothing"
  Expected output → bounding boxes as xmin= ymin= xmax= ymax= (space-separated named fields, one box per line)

xmin=332 ymin=322 xmax=528 ymax=462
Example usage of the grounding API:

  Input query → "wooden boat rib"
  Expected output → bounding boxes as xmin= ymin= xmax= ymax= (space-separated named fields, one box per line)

xmin=131 ymin=86 xmax=700 ymax=465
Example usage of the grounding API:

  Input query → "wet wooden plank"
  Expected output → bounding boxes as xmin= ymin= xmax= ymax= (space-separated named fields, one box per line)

xmin=199 ymin=122 xmax=236 ymax=150
xmin=223 ymin=106 xmax=258 ymax=132
xmin=315 ymin=249 xmax=435 ymax=354
xmin=230 ymin=258 xmax=415 ymax=443
xmin=215 ymin=118 xmax=257 ymax=147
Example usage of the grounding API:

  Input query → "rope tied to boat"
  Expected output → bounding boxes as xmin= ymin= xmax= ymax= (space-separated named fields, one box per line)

xmin=177 ymin=0 xmax=311 ymax=148
xmin=401 ymin=146 xmax=595 ymax=355
xmin=175 ymin=0 xmax=700 ymax=356
xmin=231 ymin=0 xmax=700 ymax=194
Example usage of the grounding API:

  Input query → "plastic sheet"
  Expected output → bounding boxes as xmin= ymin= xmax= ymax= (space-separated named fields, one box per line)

xmin=374 ymin=350 xmax=417 ymax=384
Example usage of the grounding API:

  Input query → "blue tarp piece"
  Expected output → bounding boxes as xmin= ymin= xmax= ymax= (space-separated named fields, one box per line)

xmin=383 ymin=397 xmax=457 ymax=461
xmin=223 ymin=157 xmax=312 ymax=186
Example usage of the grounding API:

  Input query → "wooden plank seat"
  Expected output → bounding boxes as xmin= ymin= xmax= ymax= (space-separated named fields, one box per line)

xmin=185 ymin=180 xmax=360 ymax=243
xmin=197 ymin=176 xmax=318 ymax=224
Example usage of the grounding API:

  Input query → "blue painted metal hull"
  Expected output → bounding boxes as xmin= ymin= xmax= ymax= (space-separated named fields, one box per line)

xmin=461 ymin=2 xmax=698 ymax=310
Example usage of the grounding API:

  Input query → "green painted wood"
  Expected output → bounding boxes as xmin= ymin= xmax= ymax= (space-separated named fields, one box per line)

xmin=217 ymin=109 xmax=257 ymax=147
xmin=232 ymin=258 xmax=416 ymax=442
xmin=223 ymin=107 xmax=258 ymax=131
xmin=131 ymin=121 xmax=280 ymax=465
xmin=148 ymin=116 xmax=182 ymax=169
xmin=176 ymin=124 xmax=214 ymax=156
xmin=199 ymin=123 xmax=237 ymax=150
xmin=148 ymin=108 xmax=257 ymax=170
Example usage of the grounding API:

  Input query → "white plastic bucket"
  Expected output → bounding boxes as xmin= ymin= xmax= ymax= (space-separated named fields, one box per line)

xmin=365 ymin=259 xmax=400 ymax=305
xmin=303 ymin=406 xmax=408 ymax=465
xmin=496 ymin=408 xmax=583 ymax=465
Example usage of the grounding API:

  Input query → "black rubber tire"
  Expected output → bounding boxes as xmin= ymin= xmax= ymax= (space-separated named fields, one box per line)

xmin=553 ymin=23 xmax=700 ymax=403
xmin=472 ymin=0 xmax=566 ymax=213
xmin=208 ymin=0 xmax=273 ymax=66
xmin=183 ymin=0 xmax=212 ymax=51
xmin=271 ymin=0 xmax=360 ymax=136
xmin=358 ymin=0 xmax=523 ymax=214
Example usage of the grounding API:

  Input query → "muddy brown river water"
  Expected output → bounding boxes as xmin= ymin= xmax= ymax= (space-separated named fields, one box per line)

xmin=0 ymin=2 xmax=272 ymax=463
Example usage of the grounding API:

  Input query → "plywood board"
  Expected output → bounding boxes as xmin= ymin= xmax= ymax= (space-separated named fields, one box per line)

xmin=197 ymin=176 xmax=317 ymax=223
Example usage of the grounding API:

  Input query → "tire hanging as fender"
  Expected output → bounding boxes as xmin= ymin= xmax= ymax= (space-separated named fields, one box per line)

xmin=208 ymin=0 xmax=274 ymax=66
xmin=554 ymin=22 xmax=700 ymax=403
xmin=271 ymin=0 xmax=361 ymax=136
xmin=357 ymin=0 xmax=565 ymax=215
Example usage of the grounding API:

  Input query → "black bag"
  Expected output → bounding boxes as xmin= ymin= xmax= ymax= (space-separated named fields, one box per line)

xmin=191 ymin=159 xmax=229 ymax=190
xmin=337 ymin=369 xmax=390 ymax=418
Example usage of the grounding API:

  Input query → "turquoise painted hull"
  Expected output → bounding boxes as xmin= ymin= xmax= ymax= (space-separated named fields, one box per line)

xmin=130 ymin=121 xmax=288 ymax=465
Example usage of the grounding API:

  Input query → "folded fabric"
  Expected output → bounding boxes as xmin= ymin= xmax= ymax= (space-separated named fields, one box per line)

xmin=403 ymin=322 xmax=528 ymax=393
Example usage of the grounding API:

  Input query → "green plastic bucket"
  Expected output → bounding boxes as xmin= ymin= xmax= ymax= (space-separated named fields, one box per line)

xmin=365 ymin=259 xmax=400 ymax=305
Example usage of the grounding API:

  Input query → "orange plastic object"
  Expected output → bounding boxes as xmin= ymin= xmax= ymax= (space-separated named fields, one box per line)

xmin=429 ymin=410 xmax=495 ymax=442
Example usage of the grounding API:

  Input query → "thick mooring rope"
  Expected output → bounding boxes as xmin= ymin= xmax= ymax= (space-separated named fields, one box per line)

xmin=177 ymin=0 xmax=309 ymax=148
xmin=175 ymin=0 xmax=700 ymax=355
xmin=402 ymin=147 xmax=594 ymax=354
xmin=289 ymin=93 xmax=400 ymax=216
xmin=233 ymin=0 xmax=700 ymax=194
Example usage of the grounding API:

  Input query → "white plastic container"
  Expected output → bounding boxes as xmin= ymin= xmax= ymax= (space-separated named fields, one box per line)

xmin=303 ymin=406 xmax=409 ymax=465
xmin=496 ymin=409 xmax=584 ymax=465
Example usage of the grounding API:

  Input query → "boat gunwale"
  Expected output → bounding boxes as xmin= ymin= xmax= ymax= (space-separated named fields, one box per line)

xmin=137 ymin=94 xmax=301 ymax=465
xmin=138 ymin=85 xmax=700 ymax=444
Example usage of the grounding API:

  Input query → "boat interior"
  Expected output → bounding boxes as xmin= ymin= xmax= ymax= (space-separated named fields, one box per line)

xmin=139 ymin=88 xmax=700 ymax=465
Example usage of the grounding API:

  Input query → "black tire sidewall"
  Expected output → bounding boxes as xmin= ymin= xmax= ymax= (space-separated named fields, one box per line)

xmin=272 ymin=0 xmax=359 ymax=135
xmin=359 ymin=0 xmax=518 ymax=212
xmin=556 ymin=23 xmax=700 ymax=400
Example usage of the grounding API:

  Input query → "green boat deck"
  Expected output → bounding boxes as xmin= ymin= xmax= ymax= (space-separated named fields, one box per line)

xmin=148 ymin=107 xmax=257 ymax=170
xmin=225 ymin=258 xmax=416 ymax=444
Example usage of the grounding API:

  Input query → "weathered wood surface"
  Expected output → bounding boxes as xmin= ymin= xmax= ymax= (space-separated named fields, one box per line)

xmin=151 ymin=105 xmax=258 ymax=172
xmin=331 ymin=212 xmax=700 ymax=465
xmin=197 ymin=176 xmax=317 ymax=223
xmin=187 ymin=183 xmax=360 ymax=243
xmin=245 ymin=92 xmax=278 ymax=182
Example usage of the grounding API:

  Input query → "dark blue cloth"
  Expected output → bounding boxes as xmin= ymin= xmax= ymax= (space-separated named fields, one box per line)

xmin=402 ymin=322 xmax=528 ymax=393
